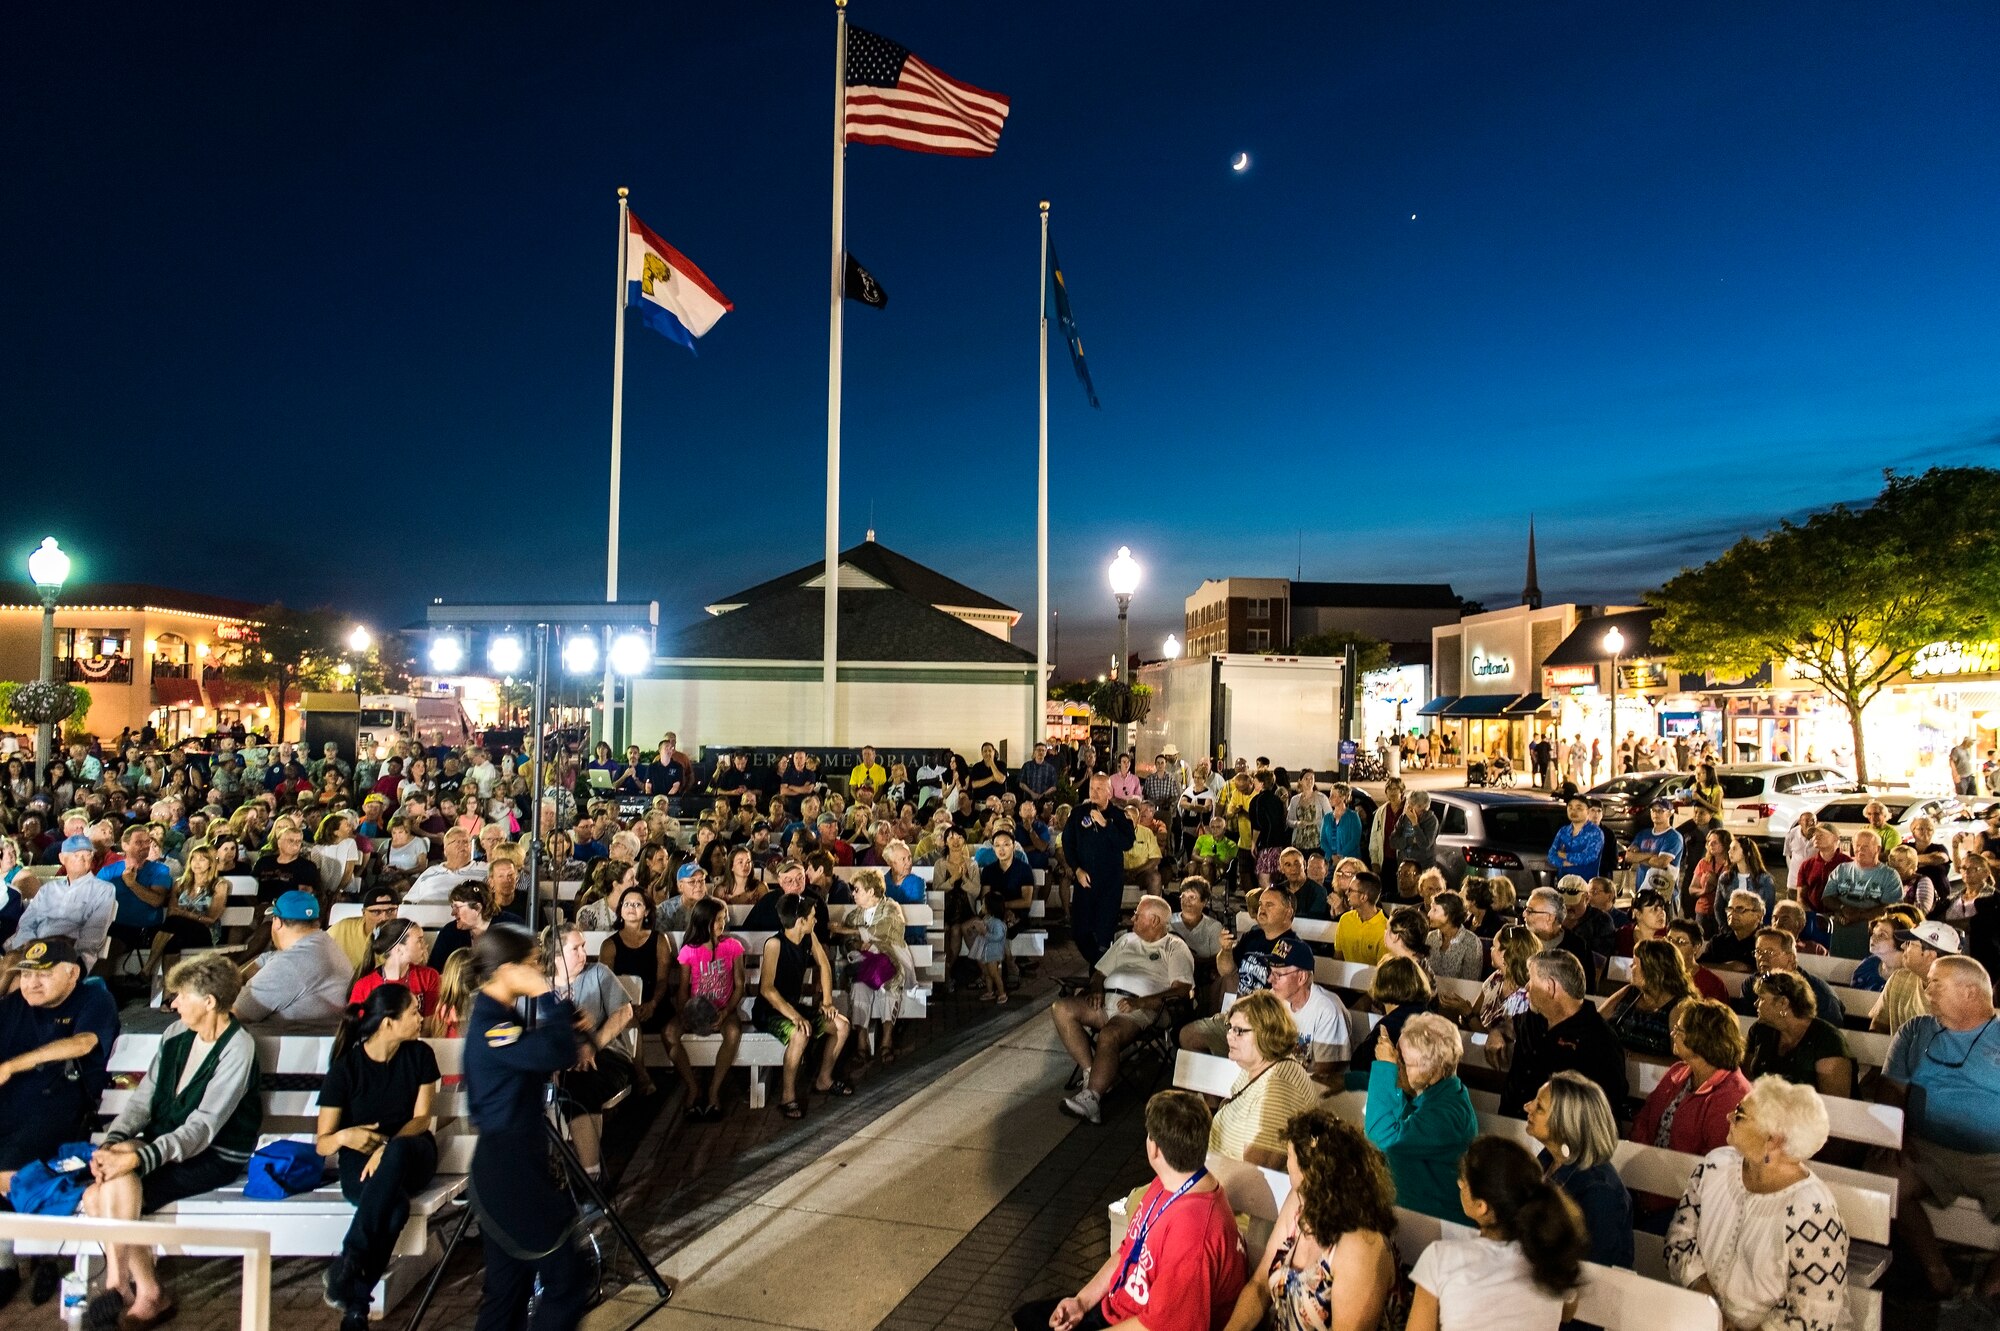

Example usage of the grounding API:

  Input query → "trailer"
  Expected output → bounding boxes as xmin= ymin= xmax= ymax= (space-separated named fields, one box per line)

xmin=1135 ymin=654 xmax=1350 ymax=772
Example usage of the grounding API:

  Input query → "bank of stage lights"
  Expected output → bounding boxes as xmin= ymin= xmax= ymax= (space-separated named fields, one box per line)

xmin=425 ymin=629 xmax=651 ymax=679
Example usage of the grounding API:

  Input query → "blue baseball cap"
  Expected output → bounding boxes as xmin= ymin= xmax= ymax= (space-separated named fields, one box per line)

xmin=677 ymin=863 xmax=705 ymax=882
xmin=60 ymin=834 xmax=93 ymax=854
xmin=271 ymin=891 xmax=321 ymax=922
xmin=1264 ymin=931 xmax=1310 ymax=971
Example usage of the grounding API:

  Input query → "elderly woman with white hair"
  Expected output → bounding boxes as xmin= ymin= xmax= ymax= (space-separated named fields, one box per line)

xmin=1665 ymin=1076 xmax=1849 ymax=1331
xmin=830 ymin=870 xmax=915 ymax=1062
xmin=1364 ymin=1010 xmax=1478 ymax=1224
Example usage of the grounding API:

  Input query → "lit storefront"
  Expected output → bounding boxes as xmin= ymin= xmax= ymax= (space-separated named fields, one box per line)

xmin=1635 ymin=639 xmax=1998 ymax=791
xmin=1539 ymin=611 xmax=1670 ymax=775
xmin=1361 ymin=663 xmax=1430 ymax=745
xmin=1428 ymin=602 xmax=1585 ymax=765
xmin=0 ymin=586 xmax=262 ymax=742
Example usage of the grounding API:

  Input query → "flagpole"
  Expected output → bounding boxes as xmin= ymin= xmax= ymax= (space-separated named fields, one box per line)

xmin=1036 ymin=200 xmax=1050 ymax=754
xmin=822 ymin=0 xmax=848 ymax=745
xmin=607 ymin=186 xmax=631 ymax=749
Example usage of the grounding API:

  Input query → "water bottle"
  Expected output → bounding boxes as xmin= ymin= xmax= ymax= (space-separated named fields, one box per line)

xmin=60 ymin=1272 xmax=88 ymax=1326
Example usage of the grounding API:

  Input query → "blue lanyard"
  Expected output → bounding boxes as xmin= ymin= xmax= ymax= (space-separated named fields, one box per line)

xmin=1117 ymin=1168 xmax=1208 ymax=1290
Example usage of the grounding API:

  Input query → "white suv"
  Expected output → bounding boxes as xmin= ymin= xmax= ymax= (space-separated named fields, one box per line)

xmin=1714 ymin=763 xmax=1865 ymax=850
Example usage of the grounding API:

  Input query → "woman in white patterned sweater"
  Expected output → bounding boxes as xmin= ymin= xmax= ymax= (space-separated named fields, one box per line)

xmin=1665 ymin=1075 xmax=1849 ymax=1331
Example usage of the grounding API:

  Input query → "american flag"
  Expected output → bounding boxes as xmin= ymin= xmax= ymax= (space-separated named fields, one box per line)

xmin=844 ymin=26 xmax=1009 ymax=158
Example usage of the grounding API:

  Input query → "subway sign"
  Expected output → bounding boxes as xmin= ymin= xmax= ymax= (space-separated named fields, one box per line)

xmin=1912 ymin=641 xmax=2000 ymax=679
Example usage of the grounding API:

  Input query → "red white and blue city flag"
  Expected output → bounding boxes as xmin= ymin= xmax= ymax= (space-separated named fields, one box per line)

xmin=844 ymin=26 xmax=1010 ymax=157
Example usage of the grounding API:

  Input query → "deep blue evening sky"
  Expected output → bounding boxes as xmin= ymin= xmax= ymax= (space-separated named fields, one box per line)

xmin=4 ymin=3 xmax=1996 ymax=671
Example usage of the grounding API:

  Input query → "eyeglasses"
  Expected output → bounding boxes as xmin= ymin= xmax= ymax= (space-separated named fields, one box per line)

xmin=1225 ymin=1023 xmax=1253 ymax=1037
xmin=1922 ymin=1022 xmax=1992 ymax=1069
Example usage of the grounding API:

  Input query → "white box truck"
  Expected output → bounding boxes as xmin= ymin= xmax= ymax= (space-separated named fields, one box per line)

xmin=1135 ymin=654 xmax=1349 ymax=771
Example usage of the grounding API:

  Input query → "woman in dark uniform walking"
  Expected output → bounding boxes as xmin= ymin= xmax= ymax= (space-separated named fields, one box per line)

xmin=462 ymin=922 xmax=592 ymax=1331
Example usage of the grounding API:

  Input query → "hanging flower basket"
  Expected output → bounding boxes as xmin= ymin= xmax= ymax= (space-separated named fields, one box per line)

xmin=8 ymin=679 xmax=79 ymax=725
xmin=1090 ymin=679 xmax=1152 ymax=725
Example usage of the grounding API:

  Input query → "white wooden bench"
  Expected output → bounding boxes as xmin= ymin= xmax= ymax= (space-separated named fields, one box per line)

xmin=19 ymin=1031 xmax=472 ymax=1318
xmin=1318 ymin=1089 xmax=1895 ymax=1288
xmin=327 ymin=900 xmax=453 ymax=929
xmin=1104 ymin=1149 xmax=1740 ymax=1331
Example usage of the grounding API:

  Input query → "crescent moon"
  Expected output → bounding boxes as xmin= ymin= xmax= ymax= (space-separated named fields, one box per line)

xmin=1231 ymin=152 xmax=1250 ymax=172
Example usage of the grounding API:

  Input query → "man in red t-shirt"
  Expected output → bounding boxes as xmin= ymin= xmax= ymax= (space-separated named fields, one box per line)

xmin=1794 ymin=824 xmax=1851 ymax=916
xmin=1012 ymin=1090 xmax=1245 ymax=1331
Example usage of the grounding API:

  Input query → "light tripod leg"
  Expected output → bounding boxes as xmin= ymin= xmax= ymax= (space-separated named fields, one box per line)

xmin=401 ymin=1197 xmax=476 ymax=1331
xmin=544 ymin=1117 xmax=671 ymax=1300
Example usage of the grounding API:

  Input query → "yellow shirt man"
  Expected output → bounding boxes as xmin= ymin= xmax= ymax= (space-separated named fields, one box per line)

xmin=1332 ymin=908 xmax=1388 ymax=966
xmin=1124 ymin=823 xmax=1162 ymax=874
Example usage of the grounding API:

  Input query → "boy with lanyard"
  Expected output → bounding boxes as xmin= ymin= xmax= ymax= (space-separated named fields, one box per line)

xmin=1013 ymin=1089 xmax=1245 ymax=1331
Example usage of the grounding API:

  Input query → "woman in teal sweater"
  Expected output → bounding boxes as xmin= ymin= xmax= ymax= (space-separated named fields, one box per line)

xmin=80 ymin=953 xmax=263 ymax=1330
xmin=1363 ymin=1011 xmax=1478 ymax=1224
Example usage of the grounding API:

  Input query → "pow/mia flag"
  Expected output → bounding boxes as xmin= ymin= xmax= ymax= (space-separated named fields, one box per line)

xmin=844 ymin=252 xmax=888 ymax=309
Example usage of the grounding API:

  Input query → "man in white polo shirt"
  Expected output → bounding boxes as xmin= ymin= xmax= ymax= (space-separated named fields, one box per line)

xmin=1052 ymin=896 xmax=1194 ymax=1125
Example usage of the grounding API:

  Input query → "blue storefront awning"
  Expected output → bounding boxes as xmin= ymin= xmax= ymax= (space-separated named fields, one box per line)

xmin=1416 ymin=695 xmax=1459 ymax=717
xmin=1504 ymin=692 xmax=1552 ymax=716
xmin=1442 ymin=694 xmax=1524 ymax=718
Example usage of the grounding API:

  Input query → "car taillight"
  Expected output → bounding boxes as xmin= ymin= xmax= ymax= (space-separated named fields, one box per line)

xmin=1466 ymin=848 xmax=1523 ymax=869
xmin=1734 ymin=802 xmax=1777 ymax=818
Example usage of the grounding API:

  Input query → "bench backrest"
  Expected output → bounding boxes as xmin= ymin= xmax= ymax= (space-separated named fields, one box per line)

xmin=102 ymin=1032 xmax=472 ymax=1126
xmin=1320 ymin=1089 xmax=1893 ymax=1245
xmin=327 ymin=901 xmax=453 ymax=928
xmin=1387 ymin=1207 xmax=1724 ymax=1331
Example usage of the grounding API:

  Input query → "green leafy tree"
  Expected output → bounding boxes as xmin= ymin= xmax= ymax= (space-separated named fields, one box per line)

xmin=1289 ymin=628 xmax=1392 ymax=675
xmin=1650 ymin=466 xmax=2000 ymax=783
xmin=225 ymin=605 xmax=349 ymax=741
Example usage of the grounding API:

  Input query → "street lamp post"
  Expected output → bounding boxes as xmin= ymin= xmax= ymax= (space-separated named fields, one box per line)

xmin=1108 ymin=546 xmax=1140 ymax=682
xmin=346 ymin=626 xmax=372 ymax=702
xmin=27 ymin=538 xmax=71 ymax=790
xmin=1603 ymin=626 xmax=1625 ymax=778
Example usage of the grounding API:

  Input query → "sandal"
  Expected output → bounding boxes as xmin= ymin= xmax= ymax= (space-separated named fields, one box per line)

xmin=819 ymin=1079 xmax=856 ymax=1097
xmin=778 ymin=1100 xmax=805 ymax=1119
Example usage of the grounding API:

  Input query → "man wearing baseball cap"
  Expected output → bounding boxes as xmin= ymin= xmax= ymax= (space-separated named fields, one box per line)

xmin=0 ymin=936 xmax=121 ymax=1308
xmin=655 ymin=862 xmax=710 ymax=933
xmin=234 ymin=891 xmax=350 ymax=1024
xmin=1896 ymin=920 xmax=1962 ymax=983
xmin=329 ymin=887 xmax=401 ymax=972
xmin=1179 ymin=887 xmax=1308 ymax=1059
xmin=4 ymin=836 xmax=117 ymax=973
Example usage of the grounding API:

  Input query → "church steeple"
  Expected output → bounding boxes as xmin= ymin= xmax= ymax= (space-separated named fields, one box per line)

xmin=1522 ymin=517 xmax=1543 ymax=610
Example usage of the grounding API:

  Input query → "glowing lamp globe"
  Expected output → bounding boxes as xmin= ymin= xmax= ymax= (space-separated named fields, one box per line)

xmin=1603 ymin=627 xmax=1625 ymax=656
xmin=1108 ymin=546 xmax=1141 ymax=597
xmin=28 ymin=538 xmax=70 ymax=591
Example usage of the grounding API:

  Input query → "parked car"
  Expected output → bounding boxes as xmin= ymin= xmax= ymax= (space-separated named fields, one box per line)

xmin=1920 ymin=797 xmax=1997 ymax=863
xmin=1428 ymin=789 xmax=1571 ymax=895
xmin=1584 ymin=771 xmax=1693 ymax=840
xmin=1714 ymin=763 xmax=1865 ymax=851
xmin=1813 ymin=793 xmax=1963 ymax=850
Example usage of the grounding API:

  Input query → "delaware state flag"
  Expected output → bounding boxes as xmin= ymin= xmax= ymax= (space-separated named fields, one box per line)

xmin=626 ymin=211 xmax=732 ymax=352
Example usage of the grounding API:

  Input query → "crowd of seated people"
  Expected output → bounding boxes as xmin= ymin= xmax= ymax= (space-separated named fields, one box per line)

xmin=1025 ymin=762 xmax=2000 ymax=1331
xmin=9 ymin=727 xmax=2000 ymax=1329
xmin=0 ymin=726 xmax=1144 ymax=1319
